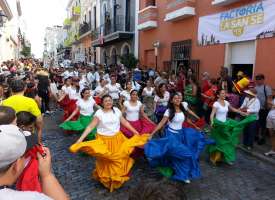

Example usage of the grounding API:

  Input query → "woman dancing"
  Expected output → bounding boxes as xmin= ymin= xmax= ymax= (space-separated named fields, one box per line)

xmin=153 ymin=83 xmax=170 ymax=123
xmin=69 ymin=95 xmax=150 ymax=192
xmin=121 ymin=89 xmax=156 ymax=138
xmin=208 ymin=89 xmax=256 ymax=165
xmin=60 ymin=88 xmax=99 ymax=140
xmin=145 ymin=92 xmax=213 ymax=183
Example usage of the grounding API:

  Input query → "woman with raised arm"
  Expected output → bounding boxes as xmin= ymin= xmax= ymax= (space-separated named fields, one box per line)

xmin=208 ymin=89 xmax=256 ymax=166
xmin=59 ymin=88 xmax=99 ymax=140
xmin=69 ymin=95 xmax=150 ymax=192
xmin=145 ymin=92 xmax=213 ymax=183
xmin=121 ymin=90 xmax=156 ymax=138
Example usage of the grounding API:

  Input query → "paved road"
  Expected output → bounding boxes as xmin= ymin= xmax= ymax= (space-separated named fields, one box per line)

xmin=43 ymin=112 xmax=275 ymax=200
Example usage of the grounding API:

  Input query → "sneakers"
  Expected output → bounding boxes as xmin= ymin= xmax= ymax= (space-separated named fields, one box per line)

xmin=184 ymin=179 xmax=191 ymax=184
xmin=264 ymin=150 xmax=275 ymax=156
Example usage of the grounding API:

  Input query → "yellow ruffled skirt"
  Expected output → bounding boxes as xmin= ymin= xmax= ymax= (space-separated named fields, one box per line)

xmin=69 ymin=131 xmax=150 ymax=192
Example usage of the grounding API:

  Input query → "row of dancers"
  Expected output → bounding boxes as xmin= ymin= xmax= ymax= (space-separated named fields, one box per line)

xmin=57 ymin=75 xmax=257 ymax=192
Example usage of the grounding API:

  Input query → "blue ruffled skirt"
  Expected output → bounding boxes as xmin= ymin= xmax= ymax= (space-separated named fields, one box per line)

xmin=144 ymin=127 xmax=214 ymax=181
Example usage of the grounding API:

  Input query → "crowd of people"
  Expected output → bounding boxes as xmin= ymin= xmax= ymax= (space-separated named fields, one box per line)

xmin=0 ymin=58 xmax=274 ymax=199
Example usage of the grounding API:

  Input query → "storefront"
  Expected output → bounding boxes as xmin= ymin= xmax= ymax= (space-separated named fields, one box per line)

xmin=138 ymin=0 xmax=275 ymax=87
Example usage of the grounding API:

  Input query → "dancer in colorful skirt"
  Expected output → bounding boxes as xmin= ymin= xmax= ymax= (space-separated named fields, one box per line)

xmin=208 ymin=89 xmax=256 ymax=165
xmin=105 ymin=75 xmax=122 ymax=107
xmin=93 ymin=79 xmax=108 ymax=105
xmin=59 ymin=88 xmax=99 ymax=140
xmin=154 ymin=83 xmax=170 ymax=123
xmin=145 ymin=92 xmax=213 ymax=183
xmin=69 ymin=95 xmax=150 ymax=192
xmin=121 ymin=89 xmax=156 ymax=138
xmin=58 ymin=77 xmax=77 ymax=121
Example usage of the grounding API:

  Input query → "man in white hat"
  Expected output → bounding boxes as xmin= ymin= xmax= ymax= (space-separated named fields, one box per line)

xmin=0 ymin=125 xmax=69 ymax=200
xmin=240 ymin=89 xmax=261 ymax=150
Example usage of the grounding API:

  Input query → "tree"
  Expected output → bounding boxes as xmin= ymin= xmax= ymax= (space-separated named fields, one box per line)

xmin=119 ymin=53 xmax=139 ymax=69
xmin=20 ymin=45 xmax=31 ymax=58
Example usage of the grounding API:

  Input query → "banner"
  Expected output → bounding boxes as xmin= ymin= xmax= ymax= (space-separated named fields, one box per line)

xmin=198 ymin=0 xmax=275 ymax=46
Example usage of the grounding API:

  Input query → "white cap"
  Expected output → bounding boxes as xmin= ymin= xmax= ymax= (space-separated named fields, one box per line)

xmin=0 ymin=125 xmax=27 ymax=170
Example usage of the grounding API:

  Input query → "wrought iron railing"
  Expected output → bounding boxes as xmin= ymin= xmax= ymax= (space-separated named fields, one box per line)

xmin=92 ymin=15 xmax=134 ymax=40
xmin=79 ymin=22 xmax=91 ymax=36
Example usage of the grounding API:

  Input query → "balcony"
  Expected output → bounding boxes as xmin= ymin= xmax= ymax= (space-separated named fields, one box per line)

xmin=79 ymin=22 xmax=91 ymax=39
xmin=138 ymin=6 xmax=158 ymax=31
xmin=164 ymin=0 xmax=196 ymax=22
xmin=71 ymin=6 xmax=81 ymax=21
xmin=92 ymin=15 xmax=134 ymax=47
xmin=63 ymin=18 xmax=71 ymax=29
xmin=212 ymin=0 xmax=240 ymax=6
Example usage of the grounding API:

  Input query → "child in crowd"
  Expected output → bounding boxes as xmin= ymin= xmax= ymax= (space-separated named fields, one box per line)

xmin=0 ymin=105 xmax=16 ymax=125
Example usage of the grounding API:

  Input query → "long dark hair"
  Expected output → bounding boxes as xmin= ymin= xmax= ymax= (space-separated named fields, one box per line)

xmin=80 ymin=87 xmax=90 ymax=98
xmin=156 ymin=83 xmax=166 ymax=98
xmin=167 ymin=92 xmax=185 ymax=122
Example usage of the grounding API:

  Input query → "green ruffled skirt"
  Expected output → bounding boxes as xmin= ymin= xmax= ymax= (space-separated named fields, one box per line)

xmin=207 ymin=115 xmax=256 ymax=164
xmin=59 ymin=114 xmax=96 ymax=140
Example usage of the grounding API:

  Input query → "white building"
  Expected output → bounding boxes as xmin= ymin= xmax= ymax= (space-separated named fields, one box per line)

xmin=43 ymin=25 xmax=67 ymax=67
xmin=0 ymin=0 xmax=24 ymax=63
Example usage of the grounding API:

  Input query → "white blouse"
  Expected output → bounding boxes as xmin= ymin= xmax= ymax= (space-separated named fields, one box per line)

xmin=240 ymin=97 xmax=261 ymax=119
xmin=123 ymin=100 xmax=142 ymax=121
xmin=154 ymin=91 xmax=170 ymax=106
xmin=95 ymin=107 xmax=122 ymax=136
xmin=164 ymin=102 xmax=188 ymax=131
xmin=68 ymin=87 xmax=80 ymax=100
xmin=106 ymin=83 xmax=121 ymax=100
xmin=213 ymin=100 xmax=230 ymax=122
xmin=143 ymin=87 xmax=154 ymax=97
xmin=120 ymin=90 xmax=131 ymax=101
xmin=76 ymin=97 xmax=96 ymax=116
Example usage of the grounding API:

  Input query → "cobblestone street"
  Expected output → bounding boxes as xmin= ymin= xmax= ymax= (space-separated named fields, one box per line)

xmin=43 ymin=112 xmax=275 ymax=200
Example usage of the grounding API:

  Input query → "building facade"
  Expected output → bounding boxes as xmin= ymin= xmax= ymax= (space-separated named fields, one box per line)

xmin=92 ymin=0 xmax=137 ymax=66
xmin=0 ymin=0 xmax=24 ymax=63
xmin=44 ymin=26 xmax=67 ymax=67
xmin=138 ymin=0 xmax=275 ymax=87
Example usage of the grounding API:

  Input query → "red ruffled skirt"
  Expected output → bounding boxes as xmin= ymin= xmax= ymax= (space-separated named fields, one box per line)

xmin=58 ymin=95 xmax=79 ymax=122
xmin=121 ymin=118 xmax=156 ymax=158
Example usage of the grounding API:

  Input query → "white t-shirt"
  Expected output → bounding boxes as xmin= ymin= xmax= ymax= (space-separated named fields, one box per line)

xmin=143 ymin=87 xmax=154 ymax=97
xmin=154 ymin=91 xmax=170 ymax=106
xmin=267 ymin=99 xmax=275 ymax=119
xmin=68 ymin=87 xmax=80 ymax=100
xmin=0 ymin=188 xmax=52 ymax=200
xmin=76 ymin=97 xmax=96 ymax=116
xmin=50 ymin=82 xmax=58 ymax=95
xmin=94 ymin=85 xmax=106 ymax=96
xmin=132 ymin=81 xmax=141 ymax=91
xmin=213 ymin=100 xmax=230 ymax=122
xmin=164 ymin=102 xmax=188 ymax=130
xmin=106 ymin=83 xmax=121 ymax=100
xmin=240 ymin=97 xmax=261 ymax=119
xmin=120 ymin=90 xmax=131 ymax=101
xmin=95 ymin=107 xmax=122 ymax=136
xmin=124 ymin=100 xmax=142 ymax=121
xmin=61 ymin=85 xmax=71 ymax=95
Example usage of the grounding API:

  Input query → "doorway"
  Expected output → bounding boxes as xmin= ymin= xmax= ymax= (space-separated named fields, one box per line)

xmin=231 ymin=64 xmax=253 ymax=80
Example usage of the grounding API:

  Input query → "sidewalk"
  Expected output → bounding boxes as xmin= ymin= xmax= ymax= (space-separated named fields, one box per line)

xmin=238 ymin=139 xmax=275 ymax=166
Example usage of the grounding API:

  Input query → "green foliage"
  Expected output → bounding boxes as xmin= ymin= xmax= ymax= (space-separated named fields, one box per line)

xmin=119 ymin=53 xmax=139 ymax=69
xmin=20 ymin=45 xmax=31 ymax=58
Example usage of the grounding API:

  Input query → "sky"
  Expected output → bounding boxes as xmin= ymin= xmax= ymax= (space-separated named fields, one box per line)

xmin=19 ymin=0 xmax=68 ymax=58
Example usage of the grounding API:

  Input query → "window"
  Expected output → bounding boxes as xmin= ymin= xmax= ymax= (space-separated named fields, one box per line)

xmin=146 ymin=0 xmax=156 ymax=7
xmin=93 ymin=6 xmax=97 ymax=29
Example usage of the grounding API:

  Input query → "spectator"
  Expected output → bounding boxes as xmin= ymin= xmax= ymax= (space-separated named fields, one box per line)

xmin=0 ymin=125 xmax=69 ymax=200
xmin=255 ymin=74 xmax=273 ymax=145
xmin=264 ymin=96 xmax=275 ymax=156
xmin=240 ymin=89 xmax=261 ymax=150
xmin=0 ymin=106 xmax=16 ymax=125
xmin=2 ymin=80 xmax=43 ymax=143
xmin=201 ymin=72 xmax=211 ymax=93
